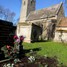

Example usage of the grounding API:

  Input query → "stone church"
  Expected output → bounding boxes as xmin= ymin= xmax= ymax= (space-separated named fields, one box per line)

xmin=17 ymin=0 xmax=65 ymax=43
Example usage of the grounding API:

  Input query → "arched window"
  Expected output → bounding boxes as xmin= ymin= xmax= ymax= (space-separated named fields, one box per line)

xmin=23 ymin=1 xmax=25 ymax=5
xmin=31 ymin=0 xmax=33 ymax=4
xmin=31 ymin=0 xmax=35 ymax=5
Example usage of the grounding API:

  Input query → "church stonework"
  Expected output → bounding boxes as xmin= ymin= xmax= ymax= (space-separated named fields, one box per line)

xmin=17 ymin=23 xmax=32 ymax=43
xmin=17 ymin=0 xmax=36 ymax=43
xmin=19 ymin=0 xmax=35 ymax=22
xmin=17 ymin=0 xmax=65 ymax=43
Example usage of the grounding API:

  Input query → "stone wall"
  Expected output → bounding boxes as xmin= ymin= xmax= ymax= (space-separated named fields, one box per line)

xmin=54 ymin=27 xmax=67 ymax=43
xmin=17 ymin=23 xmax=32 ymax=43
xmin=54 ymin=31 xmax=67 ymax=43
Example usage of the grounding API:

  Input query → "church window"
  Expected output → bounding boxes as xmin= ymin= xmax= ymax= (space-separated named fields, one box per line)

xmin=31 ymin=0 xmax=34 ymax=5
xmin=31 ymin=0 xmax=33 ymax=4
xmin=23 ymin=1 xmax=25 ymax=5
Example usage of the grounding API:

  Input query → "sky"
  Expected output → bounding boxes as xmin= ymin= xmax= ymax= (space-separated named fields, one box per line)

xmin=0 ymin=0 xmax=67 ymax=23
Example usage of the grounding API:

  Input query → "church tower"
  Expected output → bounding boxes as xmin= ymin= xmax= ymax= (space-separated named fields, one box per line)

xmin=19 ymin=0 xmax=36 ymax=22
xmin=17 ymin=0 xmax=36 ymax=43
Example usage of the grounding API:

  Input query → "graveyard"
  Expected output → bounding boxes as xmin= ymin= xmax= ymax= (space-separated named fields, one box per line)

xmin=23 ymin=42 xmax=67 ymax=66
xmin=0 ymin=0 xmax=67 ymax=67
xmin=0 ymin=40 xmax=67 ymax=66
xmin=0 ymin=19 xmax=67 ymax=66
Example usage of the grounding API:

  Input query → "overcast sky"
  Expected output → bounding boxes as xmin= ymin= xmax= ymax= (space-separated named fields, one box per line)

xmin=0 ymin=0 xmax=67 ymax=23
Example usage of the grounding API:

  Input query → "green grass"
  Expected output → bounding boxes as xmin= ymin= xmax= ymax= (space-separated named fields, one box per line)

xmin=23 ymin=42 xmax=67 ymax=65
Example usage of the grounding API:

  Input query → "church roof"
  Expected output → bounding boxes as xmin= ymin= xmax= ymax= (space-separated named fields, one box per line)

xmin=57 ymin=17 xmax=67 ymax=27
xmin=56 ymin=17 xmax=67 ymax=31
xmin=26 ymin=2 xmax=63 ymax=21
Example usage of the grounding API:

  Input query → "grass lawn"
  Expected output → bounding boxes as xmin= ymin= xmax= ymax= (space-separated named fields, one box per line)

xmin=23 ymin=42 xmax=67 ymax=65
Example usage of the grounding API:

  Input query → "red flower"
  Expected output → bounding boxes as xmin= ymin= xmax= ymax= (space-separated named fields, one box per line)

xmin=6 ymin=45 xmax=11 ymax=49
xmin=13 ymin=35 xmax=18 ymax=40
xmin=20 ymin=36 xmax=24 ymax=40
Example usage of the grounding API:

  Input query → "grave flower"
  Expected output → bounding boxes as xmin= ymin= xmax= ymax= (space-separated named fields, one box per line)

xmin=20 ymin=35 xmax=25 ymax=41
xmin=13 ymin=35 xmax=20 ymax=59
xmin=3 ymin=63 xmax=14 ymax=67
xmin=6 ymin=45 xmax=11 ymax=50
xmin=13 ymin=35 xmax=18 ymax=40
xmin=28 ymin=56 xmax=35 ymax=62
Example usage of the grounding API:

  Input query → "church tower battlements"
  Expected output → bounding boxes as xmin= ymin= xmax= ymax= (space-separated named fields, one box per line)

xmin=19 ymin=0 xmax=36 ymax=22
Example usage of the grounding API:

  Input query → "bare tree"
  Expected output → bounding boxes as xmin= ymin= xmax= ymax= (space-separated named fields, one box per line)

xmin=4 ymin=8 xmax=16 ymax=22
xmin=0 ymin=6 xmax=4 ymax=19
xmin=0 ymin=6 xmax=16 ymax=22
xmin=9 ymin=12 xmax=16 ymax=22
xmin=4 ymin=8 xmax=11 ymax=21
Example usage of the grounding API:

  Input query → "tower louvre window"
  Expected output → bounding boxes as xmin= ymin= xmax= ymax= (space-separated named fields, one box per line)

xmin=31 ymin=0 xmax=33 ymax=4
xmin=31 ymin=0 xmax=34 ymax=5
xmin=23 ymin=1 xmax=25 ymax=5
